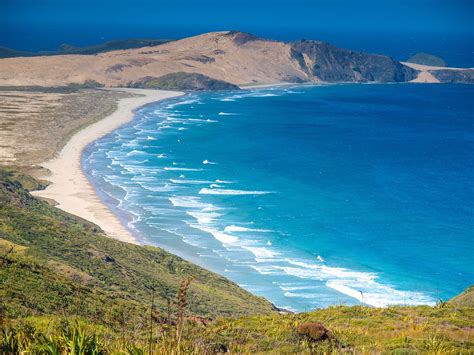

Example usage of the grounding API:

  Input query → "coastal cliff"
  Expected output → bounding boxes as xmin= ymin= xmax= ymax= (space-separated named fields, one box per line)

xmin=0 ymin=31 xmax=471 ymax=88
xmin=290 ymin=40 xmax=417 ymax=82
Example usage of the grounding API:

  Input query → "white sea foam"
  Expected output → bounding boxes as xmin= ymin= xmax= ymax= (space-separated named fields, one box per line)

xmin=279 ymin=285 xmax=320 ymax=291
xmin=169 ymin=179 xmax=213 ymax=184
xmin=122 ymin=166 xmax=156 ymax=175
xmin=123 ymin=140 xmax=140 ymax=148
xmin=250 ymin=265 xmax=281 ymax=275
xmin=188 ymin=118 xmax=218 ymax=123
xmin=165 ymin=98 xmax=200 ymax=108
xmin=218 ymin=112 xmax=237 ymax=115
xmin=268 ymin=259 xmax=436 ymax=307
xmin=169 ymin=196 xmax=219 ymax=211
xmin=189 ymin=224 xmax=239 ymax=245
xmin=140 ymin=184 xmax=176 ymax=192
xmin=164 ymin=167 xmax=203 ymax=171
xmin=326 ymin=280 xmax=435 ymax=308
xmin=224 ymin=225 xmax=272 ymax=233
xmin=242 ymin=246 xmax=280 ymax=259
xmin=186 ymin=211 xmax=222 ymax=225
xmin=284 ymin=292 xmax=320 ymax=299
xmin=131 ymin=175 xmax=157 ymax=182
xmin=245 ymin=92 xmax=281 ymax=98
xmin=199 ymin=188 xmax=272 ymax=195
xmin=126 ymin=150 xmax=147 ymax=156
xmin=215 ymin=179 xmax=233 ymax=184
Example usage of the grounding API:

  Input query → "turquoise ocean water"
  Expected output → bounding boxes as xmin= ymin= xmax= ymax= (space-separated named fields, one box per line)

xmin=83 ymin=84 xmax=473 ymax=311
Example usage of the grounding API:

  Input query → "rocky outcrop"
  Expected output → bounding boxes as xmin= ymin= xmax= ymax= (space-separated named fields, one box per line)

xmin=430 ymin=69 xmax=474 ymax=83
xmin=128 ymin=72 xmax=240 ymax=91
xmin=290 ymin=40 xmax=418 ymax=82
xmin=407 ymin=53 xmax=446 ymax=67
xmin=225 ymin=31 xmax=261 ymax=45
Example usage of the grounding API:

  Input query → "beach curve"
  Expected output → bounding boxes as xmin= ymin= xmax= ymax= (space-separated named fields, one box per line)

xmin=32 ymin=88 xmax=184 ymax=244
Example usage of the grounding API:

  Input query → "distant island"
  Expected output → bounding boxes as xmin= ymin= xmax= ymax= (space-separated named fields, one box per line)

xmin=407 ymin=52 xmax=447 ymax=67
xmin=0 ymin=38 xmax=173 ymax=58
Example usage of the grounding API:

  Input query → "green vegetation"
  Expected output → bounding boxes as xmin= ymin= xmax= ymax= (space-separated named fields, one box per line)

xmin=448 ymin=285 xmax=474 ymax=308
xmin=0 ymin=170 xmax=274 ymax=322
xmin=0 ymin=39 xmax=173 ymax=58
xmin=2 ymin=294 xmax=473 ymax=353
xmin=0 ymin=81 xmax=105 ymax=94
xmin=128 ymin=73 xmax=240 ymax=91
xmin=1 ymin=169 xmax=473 ymax=353
xmin=0 ymin=168 xmax=47 ymax=191
xmin=407 ymin=52 xmax=447 ymax=67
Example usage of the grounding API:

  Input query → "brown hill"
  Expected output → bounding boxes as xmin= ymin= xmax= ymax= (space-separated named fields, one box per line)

xmin=0 ymin=31 xmax=417 ymax=88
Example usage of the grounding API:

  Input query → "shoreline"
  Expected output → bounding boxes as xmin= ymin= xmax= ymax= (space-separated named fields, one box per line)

xmin=32 ymin=88 xmax=184 ymax=244
xmin=77 ymin=84 xmax=444 ymax=311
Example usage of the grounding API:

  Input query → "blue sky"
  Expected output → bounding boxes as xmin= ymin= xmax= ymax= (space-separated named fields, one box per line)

xmin=3 ymin=0 xmax=472 ymax=33
xmin=1 ymin=0 xmax=472 ymax=65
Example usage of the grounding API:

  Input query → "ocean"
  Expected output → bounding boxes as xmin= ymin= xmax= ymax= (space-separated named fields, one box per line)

xmin=83 ymin=83 xmax=473 ymax=312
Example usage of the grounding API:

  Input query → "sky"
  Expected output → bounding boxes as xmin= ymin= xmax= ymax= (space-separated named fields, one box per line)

xmin=1 ymin=0 xmax=473 ymax=65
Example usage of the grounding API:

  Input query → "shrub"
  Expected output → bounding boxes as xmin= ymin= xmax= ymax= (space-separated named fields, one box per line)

xmin=296 ymin=322 xmax=332 ymax=341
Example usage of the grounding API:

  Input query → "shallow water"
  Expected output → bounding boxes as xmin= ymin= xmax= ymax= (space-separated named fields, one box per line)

xmin=84 ymin=84 xmax=473 ymax=311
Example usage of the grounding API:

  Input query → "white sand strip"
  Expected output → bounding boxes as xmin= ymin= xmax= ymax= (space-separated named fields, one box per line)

xmin=32 ymin=88 xmax=184 ymax=244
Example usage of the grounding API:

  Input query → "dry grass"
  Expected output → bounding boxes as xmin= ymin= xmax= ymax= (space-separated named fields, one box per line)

xmin=0 ymin=88 xmax=133 ymax=170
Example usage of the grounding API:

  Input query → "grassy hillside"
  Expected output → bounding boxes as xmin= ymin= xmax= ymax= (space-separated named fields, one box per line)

xmin=128 ymin=72 xmax=240 ymax=91
xmin=2 ymin=292 xmax=473 ymax=353
xmin=1 ymin=169 xmax=473 ymax=353
xmin=448 ymin=286 xmax=474 ymax=309
xmin=0 ymin=169 xmax=275 ymax=327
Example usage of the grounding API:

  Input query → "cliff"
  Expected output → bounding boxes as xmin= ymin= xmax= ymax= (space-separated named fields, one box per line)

xmin=431 ymin=69 xmax=474 ymax=83
xmin=0 ymin=31 xmax=432 ymax=88
xmin=291 ymin=40 xmax=417 ymax=82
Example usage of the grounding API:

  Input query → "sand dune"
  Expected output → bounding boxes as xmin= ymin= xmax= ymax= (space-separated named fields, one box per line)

xmin=0 ymin=32 xmax=307 ymax=87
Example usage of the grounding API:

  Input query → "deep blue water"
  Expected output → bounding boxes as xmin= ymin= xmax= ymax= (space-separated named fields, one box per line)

xmin=84 ymin=84 xmax=473 ymax=311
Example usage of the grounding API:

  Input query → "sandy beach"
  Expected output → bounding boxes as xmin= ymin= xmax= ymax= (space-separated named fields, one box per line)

xmin=32 ymin=88 xmax=184 ymax=244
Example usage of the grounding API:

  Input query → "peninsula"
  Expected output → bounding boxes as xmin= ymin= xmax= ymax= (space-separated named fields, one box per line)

xmin=0 ymin=31 xmax=472 ymax=89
